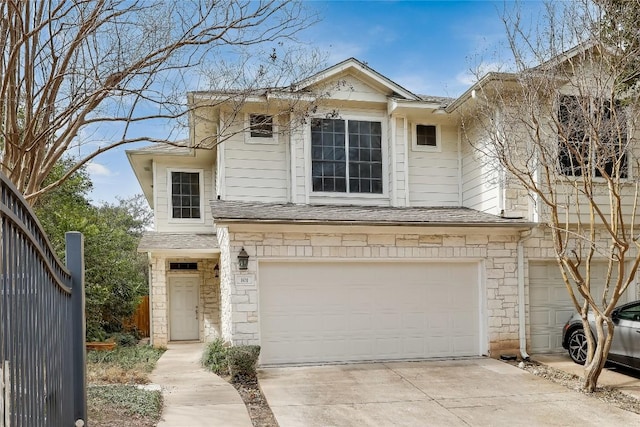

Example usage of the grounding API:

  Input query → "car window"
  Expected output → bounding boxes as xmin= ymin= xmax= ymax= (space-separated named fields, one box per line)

xmin=617 ymin=304 xmax=640 ymax=321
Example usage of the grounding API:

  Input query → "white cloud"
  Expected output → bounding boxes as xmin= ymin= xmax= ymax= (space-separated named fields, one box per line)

xmin=87 ymin=162 xmax=114 ymax=177
xmin=456 ymin=62 xmax=506 ymax=86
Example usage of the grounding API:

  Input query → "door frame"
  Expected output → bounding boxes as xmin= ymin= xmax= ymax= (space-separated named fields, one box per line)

xmin=168 ymin=273 xmax=201 ymax=342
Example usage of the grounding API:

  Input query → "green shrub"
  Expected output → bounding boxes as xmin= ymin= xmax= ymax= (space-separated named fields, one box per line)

xmin=86 ymin=323 xmax=107 ymax=342
xmin=107 ymin=332 xmax=138 ymax=347
xmin=227 ymin=345 xmax=260 ymax=381
xmin=202 ymin=338 xmax=230 ymax=375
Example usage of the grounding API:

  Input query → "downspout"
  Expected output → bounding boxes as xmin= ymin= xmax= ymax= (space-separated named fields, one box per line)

xmin=517 ymin=228 xmax=536 ymax=360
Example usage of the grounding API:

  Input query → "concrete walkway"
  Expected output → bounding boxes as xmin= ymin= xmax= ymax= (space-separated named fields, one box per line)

xmin=535 ymin=353 xmax=640 ymax=400
xmin=149 ymin=342 xmax=252 ymax=427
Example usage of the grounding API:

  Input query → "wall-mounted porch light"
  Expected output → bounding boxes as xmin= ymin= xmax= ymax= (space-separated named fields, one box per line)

xmin=237 ymin=248 xmax=249 ymax=270
xmin=214 ymin=263 xmax=220 ymax=278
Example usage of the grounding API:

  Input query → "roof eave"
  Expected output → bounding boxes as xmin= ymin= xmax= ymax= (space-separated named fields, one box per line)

xmin=213 ymin=218 xmax=536 ymax=228
xmin=446 ymin=72 xmax=518 ymax=113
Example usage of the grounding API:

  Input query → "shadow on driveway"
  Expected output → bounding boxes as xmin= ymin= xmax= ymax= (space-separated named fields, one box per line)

xmin=259 ymin=357 xmax=640 ymax=426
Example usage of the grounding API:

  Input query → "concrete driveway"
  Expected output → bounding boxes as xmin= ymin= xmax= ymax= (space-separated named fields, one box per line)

xmin=259 ymin=358 xmax=640 ymax=426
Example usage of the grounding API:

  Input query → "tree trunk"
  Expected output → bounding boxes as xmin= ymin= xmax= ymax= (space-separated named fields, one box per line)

xmin=582 ymin=315 xmax=614 ymax=392
xmin=583 ymin=352 xmax=606 ymax=392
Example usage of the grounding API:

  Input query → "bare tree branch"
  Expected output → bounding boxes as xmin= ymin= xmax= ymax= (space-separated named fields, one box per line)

xmin=461 ymin=0 xmax=640 ymax=391
xmin=0 ymin=0 xmax=320 ymax=202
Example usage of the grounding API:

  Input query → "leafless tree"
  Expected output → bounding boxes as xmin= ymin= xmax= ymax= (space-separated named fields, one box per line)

xmin=0 ymin=0 xmax=319 ymax=202
xmin=462 ymin=0 xmax=640 ymax=391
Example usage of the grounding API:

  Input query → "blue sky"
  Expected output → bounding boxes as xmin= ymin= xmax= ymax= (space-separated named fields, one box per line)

xmin=88 ymin=0 xmax=545 ymax=204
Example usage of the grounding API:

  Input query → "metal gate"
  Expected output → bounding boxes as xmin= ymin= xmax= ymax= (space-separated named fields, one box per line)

xmin=0 ymin=173 xmax=86 ymax=426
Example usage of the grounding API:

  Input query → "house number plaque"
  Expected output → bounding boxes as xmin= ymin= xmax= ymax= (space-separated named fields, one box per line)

xmin=235 ymin=275 xmax=255 ymax=286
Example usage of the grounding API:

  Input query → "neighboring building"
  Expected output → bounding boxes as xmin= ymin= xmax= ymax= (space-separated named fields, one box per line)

xmin=127 ymin=56 xmax=637 ymax=365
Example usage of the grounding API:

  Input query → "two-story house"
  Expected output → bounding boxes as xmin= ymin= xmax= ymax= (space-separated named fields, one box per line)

xmin=127 ymin=55 xmax=637 ymax=365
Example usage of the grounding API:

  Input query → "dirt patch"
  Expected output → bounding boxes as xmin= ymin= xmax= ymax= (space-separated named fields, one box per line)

xmin=230 ymin=374 xmax=279 ymax=427
xmin=515 ymin=360 xmax=640 ymax=415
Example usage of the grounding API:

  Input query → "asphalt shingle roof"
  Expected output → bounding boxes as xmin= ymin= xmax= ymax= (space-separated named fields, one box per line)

xmin=210 ymin=200 xmax=532 ymax=227
xmin=417 ymin=94 xmax=455 ymax=106
xmin=138 ymin=232 xmax=218 ymax=251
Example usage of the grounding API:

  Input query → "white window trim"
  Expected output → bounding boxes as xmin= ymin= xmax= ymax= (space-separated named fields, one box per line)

xmin=556 ymin=94 xmax=630 ymax=180
xmin=412 ymin=123 xmax=441 ymax=152
xmin=244 ymin=113 xmax=279 ymax=145
xmin=307 ymin=113 xmax=389 ymax=200
xmin=167 ymin=168 xmax=205 ymax=224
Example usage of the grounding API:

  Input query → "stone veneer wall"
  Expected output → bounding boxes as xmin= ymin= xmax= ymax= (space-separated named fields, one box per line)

xmin=220 ymin=228 xmax=522 ymax=356
xmin=150 ymin=256 xmax=168 ymax=347
xmin=149 ymin=256 xmax=220 ymax=347
xmin=217 ymin=227 xmax=233 ymax=342
xmin=197 ymin=258 xmax=220 ymax=342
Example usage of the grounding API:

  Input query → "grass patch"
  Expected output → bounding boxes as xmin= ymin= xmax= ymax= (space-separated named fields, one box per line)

xmin=87 ymin=345 xmax=166 ymax=426
xmin=87 ymin=345 xmax=165 ymax=384
xmin=88 ymin=385 xmax=161 ymax=427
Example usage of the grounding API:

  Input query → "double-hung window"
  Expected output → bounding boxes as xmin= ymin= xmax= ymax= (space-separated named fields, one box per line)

xmin=558 ymin=95 xmax=628 ymax=178
xmin=311 ymin=118 xmax=383 ymax=194
xmin=170 ymin=170 xmax=202 ymax=220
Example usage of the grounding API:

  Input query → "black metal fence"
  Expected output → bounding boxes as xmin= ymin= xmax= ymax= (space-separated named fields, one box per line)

xmin=0 ymin=173 xmax=86 ymax=426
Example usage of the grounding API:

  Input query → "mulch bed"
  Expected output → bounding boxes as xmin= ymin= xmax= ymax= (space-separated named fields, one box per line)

xmin=230 ymin=374 xmax=279 ymax=427
xmin=512 ymin=359 xmax=640 ymax=415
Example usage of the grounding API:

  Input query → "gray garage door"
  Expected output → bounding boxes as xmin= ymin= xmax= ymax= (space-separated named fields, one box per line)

xmin=529 ymin=261 xmax=633 ymax=353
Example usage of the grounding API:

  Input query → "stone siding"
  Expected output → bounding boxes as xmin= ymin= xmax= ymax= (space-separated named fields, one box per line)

xmin=150 ymin=256 xmax=168 ymax=347
xmin=149 ymin=256 xmax=220 ymax=347
xmin=217 ymin=227 xmax=234 ymax=342
xmin=221 ymin=227 xmax=522 ymax=356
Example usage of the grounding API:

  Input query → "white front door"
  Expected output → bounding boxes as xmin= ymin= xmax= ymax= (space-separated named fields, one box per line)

xmin=169 ymin=275 xmax=199 ymax=341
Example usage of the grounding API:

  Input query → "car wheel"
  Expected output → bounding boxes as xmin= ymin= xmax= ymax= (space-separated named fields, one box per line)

xmin=568 ymin=329 xmax=587 ymax=365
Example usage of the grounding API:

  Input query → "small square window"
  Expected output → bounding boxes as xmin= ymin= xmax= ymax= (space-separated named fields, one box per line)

xmin=249 ymin=114 xmax=273 ymax=138
xmin=416 ymin=125 xmax=437 ymax=147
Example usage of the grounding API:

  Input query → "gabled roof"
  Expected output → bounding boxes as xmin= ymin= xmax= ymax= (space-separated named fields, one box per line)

xmin=210 ymin=200 xmax=533 ymax=227
xmin=126 ymin=141 xmax=215 ymax=207
xmin=535 ymin=39 xmax=598 ymax=71
xmin=291 ymin=57 xmax=422 ymax=101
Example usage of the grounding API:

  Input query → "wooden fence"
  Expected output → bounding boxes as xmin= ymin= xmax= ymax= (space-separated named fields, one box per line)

xmin=126 ymin=295 xmax=150 ymax=338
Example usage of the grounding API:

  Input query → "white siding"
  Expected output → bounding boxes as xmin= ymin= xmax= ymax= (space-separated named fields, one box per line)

xmin=292 ymin=125 xmax=306 ymax=204
xmin=461 ymin=125 xmax=500 ymax=215
xmin=315 ymin=74 xmax=390 ymax=103
xmin=154 ymin=158 xmax=215 ymax=233
xmin=392 ymin=117 xmax=408 ymax=206
xmin=408 ymin=122 xmax=460 ymax=206
xmin=223 ymin=121 xmax=289 ymax=203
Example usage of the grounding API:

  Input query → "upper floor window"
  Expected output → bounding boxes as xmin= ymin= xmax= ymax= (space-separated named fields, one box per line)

xmin=245 ymin=113 xmax=278 ymax=144
xmin=170 ymin=170 xmax=202 ymax=219
xmin=416 ymin=124 xmax=437 ymax=146
xmin=558 ymin=95 xmax=628 ymax=178
xmin=250 ymin=114 xmax=273 ymax=138
xmin=311 ymin=118 xmax=383 ymax=194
